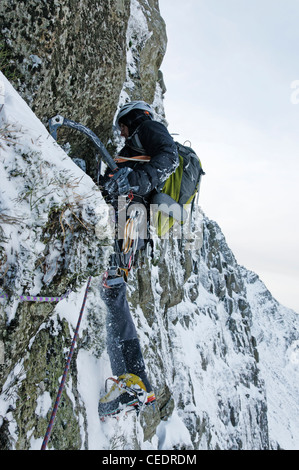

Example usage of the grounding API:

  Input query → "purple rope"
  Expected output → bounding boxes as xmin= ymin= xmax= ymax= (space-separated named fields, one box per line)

xmin=41 ymin=276 xmax=92 ymax=451
xmin=0 ymin=289 xmax=71 ymax=302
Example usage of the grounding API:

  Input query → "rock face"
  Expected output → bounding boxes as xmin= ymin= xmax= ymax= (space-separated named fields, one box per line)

xmin=1 ymin=0 xmax=299 ymax=451
xmin=0 ymin=0 xmax=166 ymax=179
xmin=0 ymin=0 xmax=130 ymax=134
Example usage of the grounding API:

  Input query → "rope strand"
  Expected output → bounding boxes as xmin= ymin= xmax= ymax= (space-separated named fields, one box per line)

xmin=0 ymin=289 xmax=71 ymax=302
xmin=41 ymin=276 xmax=92 ymax=450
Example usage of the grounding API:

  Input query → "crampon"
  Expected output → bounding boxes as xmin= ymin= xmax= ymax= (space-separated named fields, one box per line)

xmin=98 ymin=373 xmax=156 ymax=421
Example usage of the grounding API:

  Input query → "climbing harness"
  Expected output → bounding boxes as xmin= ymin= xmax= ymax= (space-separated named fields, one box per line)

xmin=41 ymin=276 xmax=91 ymax=451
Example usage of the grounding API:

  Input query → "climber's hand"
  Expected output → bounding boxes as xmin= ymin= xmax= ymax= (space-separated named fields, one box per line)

xmin=106 ymin=167 xmax=139 ymax=196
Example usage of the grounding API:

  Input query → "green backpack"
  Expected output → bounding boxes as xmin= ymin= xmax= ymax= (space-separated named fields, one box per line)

xmin=151 ymin=142 xmax=205 ymax=236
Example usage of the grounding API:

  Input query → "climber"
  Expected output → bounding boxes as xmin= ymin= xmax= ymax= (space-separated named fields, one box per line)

xmin=98 ymin=100 xmax=179 ymax=417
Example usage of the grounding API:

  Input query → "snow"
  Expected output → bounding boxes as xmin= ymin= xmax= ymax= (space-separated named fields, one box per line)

xmin=126 ymin=0 xmax=153 ymax=79
xmin=35 ymin=391 xmax=52 ymax=419
xmin=77 ymin=349 xmax=110 ymax=450
xmin=0 ymin=71 xmax=111 ymax=315
xmin=112 ymin=0 xmax=158 ymax=147
xmin=156 ymin=409 xmax=193 ymax=450
xmin=29 ymin=55 xmax=43 ymax=69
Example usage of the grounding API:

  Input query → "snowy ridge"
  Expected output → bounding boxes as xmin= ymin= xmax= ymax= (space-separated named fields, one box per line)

xmin=244 ymin=268 xmax=299 ymax=449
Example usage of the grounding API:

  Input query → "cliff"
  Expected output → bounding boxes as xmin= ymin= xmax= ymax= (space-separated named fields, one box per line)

xmin=0 ymin=0 xmax=298 ymax=450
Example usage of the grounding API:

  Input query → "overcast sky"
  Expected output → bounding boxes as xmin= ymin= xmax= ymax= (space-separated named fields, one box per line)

xmin=159 ymin=0 xmax=299 ymax=312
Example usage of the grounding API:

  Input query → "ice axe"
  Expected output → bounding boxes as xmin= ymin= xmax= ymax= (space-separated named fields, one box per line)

xmin=48 ymin=115 xmax=118 ymax=171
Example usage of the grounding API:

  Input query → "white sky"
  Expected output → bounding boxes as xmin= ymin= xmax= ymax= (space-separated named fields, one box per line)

xmin=159 ymin=0 xmax=299 ymax=312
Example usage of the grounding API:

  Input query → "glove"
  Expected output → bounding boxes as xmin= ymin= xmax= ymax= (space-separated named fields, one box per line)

xmin=105 ymin=167 xmax=140 ymax=196
xmin=112 ymin=167 xmax=132 ymax=194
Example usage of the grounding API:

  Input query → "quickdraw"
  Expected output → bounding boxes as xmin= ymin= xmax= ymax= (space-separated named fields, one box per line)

xmin=122 ymin=208 xmax=144 ymax=255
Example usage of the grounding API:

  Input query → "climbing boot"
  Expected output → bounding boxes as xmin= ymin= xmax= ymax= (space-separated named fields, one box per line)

xmin=98 ymin=373 xmax=156 ymax=419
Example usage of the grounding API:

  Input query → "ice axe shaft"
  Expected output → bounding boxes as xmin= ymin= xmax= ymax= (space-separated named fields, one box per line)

xmin=49 ymin=115 xmax=118 ymax=171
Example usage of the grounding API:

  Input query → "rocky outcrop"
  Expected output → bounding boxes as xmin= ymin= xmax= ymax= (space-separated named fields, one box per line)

xmin=121 ymin=0 xmax=167 ymax=102
xmin=0 ymin=0 xmax=130 ymax=136
xmin=0 ymin=0 xmax=167 ymax=179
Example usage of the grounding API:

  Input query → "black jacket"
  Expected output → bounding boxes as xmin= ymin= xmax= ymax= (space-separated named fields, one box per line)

xmin=104 ymin=120 xmax=179 ymax=201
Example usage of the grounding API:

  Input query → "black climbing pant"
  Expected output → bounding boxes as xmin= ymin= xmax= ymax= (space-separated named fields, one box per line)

xmin=101 ymin=280 xmax=152 ymax=392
